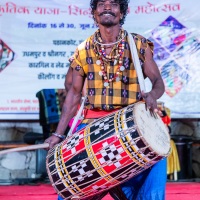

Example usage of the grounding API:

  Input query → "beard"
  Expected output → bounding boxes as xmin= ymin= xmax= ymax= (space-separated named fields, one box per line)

xmin=100 ymin=20 xmax=116 ymax=27
xmin=97 ymin=11 xmax=119 ymax=27
xmin=98 ymin=17 xmax=119 ymax=27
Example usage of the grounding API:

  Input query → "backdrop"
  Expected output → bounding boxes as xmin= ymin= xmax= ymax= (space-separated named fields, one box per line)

xmin=0 ymin=0 xmax=200 ymax=119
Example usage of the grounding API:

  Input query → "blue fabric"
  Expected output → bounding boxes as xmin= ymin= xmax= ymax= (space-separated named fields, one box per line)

xmin=36 ymin=89 xmax=66 ymax=125
xmin=58 ymin=195 xmax=63 ymax=200
xmin=120 ymin=158 xmax=167 ymax=200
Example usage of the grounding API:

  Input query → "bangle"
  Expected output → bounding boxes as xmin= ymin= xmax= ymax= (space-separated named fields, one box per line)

xmin=52 ymin=132 xmax=66 ymax=140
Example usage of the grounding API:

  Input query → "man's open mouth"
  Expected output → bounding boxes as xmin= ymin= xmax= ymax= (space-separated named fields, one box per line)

xmin=99 ymin=12 xmax=116 ymax=17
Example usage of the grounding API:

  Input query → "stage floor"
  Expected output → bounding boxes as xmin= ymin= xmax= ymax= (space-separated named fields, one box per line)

xmin=0 ymin=182 xmax=199 ymax=200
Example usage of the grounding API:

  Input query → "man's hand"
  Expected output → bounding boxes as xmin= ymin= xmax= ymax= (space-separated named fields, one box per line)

xmin=141 ymin=91 xmax=163 ymax=118
xmin=44 ymin=135 xmax=62 ymax=150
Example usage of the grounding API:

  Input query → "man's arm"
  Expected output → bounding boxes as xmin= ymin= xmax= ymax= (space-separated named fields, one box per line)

xmin=45 ymin=69 xmax=85 ymax=148
xmin=142 ymin=45 xmax=165 ymax=112
xmin=64 ymin=67 xmax=73 ymax=92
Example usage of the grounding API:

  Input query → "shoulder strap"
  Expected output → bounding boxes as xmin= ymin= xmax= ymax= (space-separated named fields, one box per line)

xmin=127 ymin=32 xmax=146 ymax=93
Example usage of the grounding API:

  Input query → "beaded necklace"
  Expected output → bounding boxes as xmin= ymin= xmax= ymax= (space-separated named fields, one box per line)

xmin=94 ymin=29 xmax=126 ymax=87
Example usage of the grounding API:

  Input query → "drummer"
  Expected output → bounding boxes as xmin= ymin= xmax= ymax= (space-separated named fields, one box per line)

xmin=45 ymin=0 xmax=166 ymax=200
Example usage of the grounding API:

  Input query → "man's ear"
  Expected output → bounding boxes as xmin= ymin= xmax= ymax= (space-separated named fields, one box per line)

xmin=93 ymin=11 xmax=98 ymax=23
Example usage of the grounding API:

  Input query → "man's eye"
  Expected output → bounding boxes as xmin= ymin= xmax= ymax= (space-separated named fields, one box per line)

xmin=97 ymin=3 xmax=104 ymax=7
xmin=97 ymin=2 xmax=119 ymax=8
xmin=111 ymin=3 xmax=119 ymax=8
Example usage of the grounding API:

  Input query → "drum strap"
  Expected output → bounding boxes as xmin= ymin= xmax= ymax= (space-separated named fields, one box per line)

xmin=68 ymin=95 xmax=87 ymax=136
xmin=128 ymin=32 xmax=146 ymax=93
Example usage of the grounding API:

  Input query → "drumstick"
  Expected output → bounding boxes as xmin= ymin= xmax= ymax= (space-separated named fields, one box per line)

xmin=0 ymin=143 xmax=49 ymax=155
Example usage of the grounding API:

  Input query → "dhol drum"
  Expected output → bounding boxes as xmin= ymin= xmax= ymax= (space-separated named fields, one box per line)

xmin=46 ymin=102 xmax=171 ymax=200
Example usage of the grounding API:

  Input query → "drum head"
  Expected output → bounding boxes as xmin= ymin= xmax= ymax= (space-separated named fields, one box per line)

xmin=133 ymin=102 xmax=171 ymax=156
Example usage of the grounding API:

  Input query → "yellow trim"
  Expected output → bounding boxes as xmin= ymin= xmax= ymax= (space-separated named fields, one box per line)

xmin=54 ymin=146 xmax=73 ymax=193
xmin=125 ymin=132 xmax=149 ymax=163
xmin=84 ymin=126 xmax=119 ymax=185
xmin=55 ymin=144 xmax=81 ymax=194
xmin=117 ymin=110 xmax=145 ymax=166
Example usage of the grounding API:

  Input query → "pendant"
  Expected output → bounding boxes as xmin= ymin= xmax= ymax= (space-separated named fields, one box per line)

xmin=96 ymin=60 xmax=101 ymax=65
xmin=114 ymin=60 xmax=118 ymax=65
xmin=104 ymin=82 xmax=109 ymax=87
xmin=120 ymin=66 xmax=125 ymax=71
xmin=99 ymin=71 xmax=103 ymax=76
xmin=116 ymin=77 xmax=121 ymax=82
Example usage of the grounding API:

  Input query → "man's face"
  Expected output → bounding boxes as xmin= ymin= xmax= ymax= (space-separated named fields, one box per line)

xmin=94 ymin=0 xmax=122 ymax=27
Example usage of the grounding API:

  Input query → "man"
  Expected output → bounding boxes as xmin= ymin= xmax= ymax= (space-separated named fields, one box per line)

xmin=45 ymin=0 xmax=166 ymax=199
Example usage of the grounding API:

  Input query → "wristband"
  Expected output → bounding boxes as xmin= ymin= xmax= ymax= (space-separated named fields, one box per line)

xmin=52 ymin=132 xmax=66 ymax=140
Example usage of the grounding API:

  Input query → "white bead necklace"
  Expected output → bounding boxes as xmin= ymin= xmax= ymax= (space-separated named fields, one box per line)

xmin=93 ymin=32 xmax=126 ymax=46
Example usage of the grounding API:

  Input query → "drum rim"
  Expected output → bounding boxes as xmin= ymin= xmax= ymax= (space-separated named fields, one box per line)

xmin=132 ymin=102 xmax=171 ymax=157
xmin=46 ymin=145 xmax=68 ymax=199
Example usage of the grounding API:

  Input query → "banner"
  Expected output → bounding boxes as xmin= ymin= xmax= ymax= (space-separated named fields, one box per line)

xmin=0 ymin=0 xmax=200 ymax=119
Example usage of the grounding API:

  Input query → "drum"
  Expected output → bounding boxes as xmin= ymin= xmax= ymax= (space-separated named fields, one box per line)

xmin=46 ymin=102 xmax=171 ymax=200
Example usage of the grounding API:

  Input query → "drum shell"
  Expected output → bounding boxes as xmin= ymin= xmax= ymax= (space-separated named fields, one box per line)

xmin=46 ymin=102 xmax=170 ymax=199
